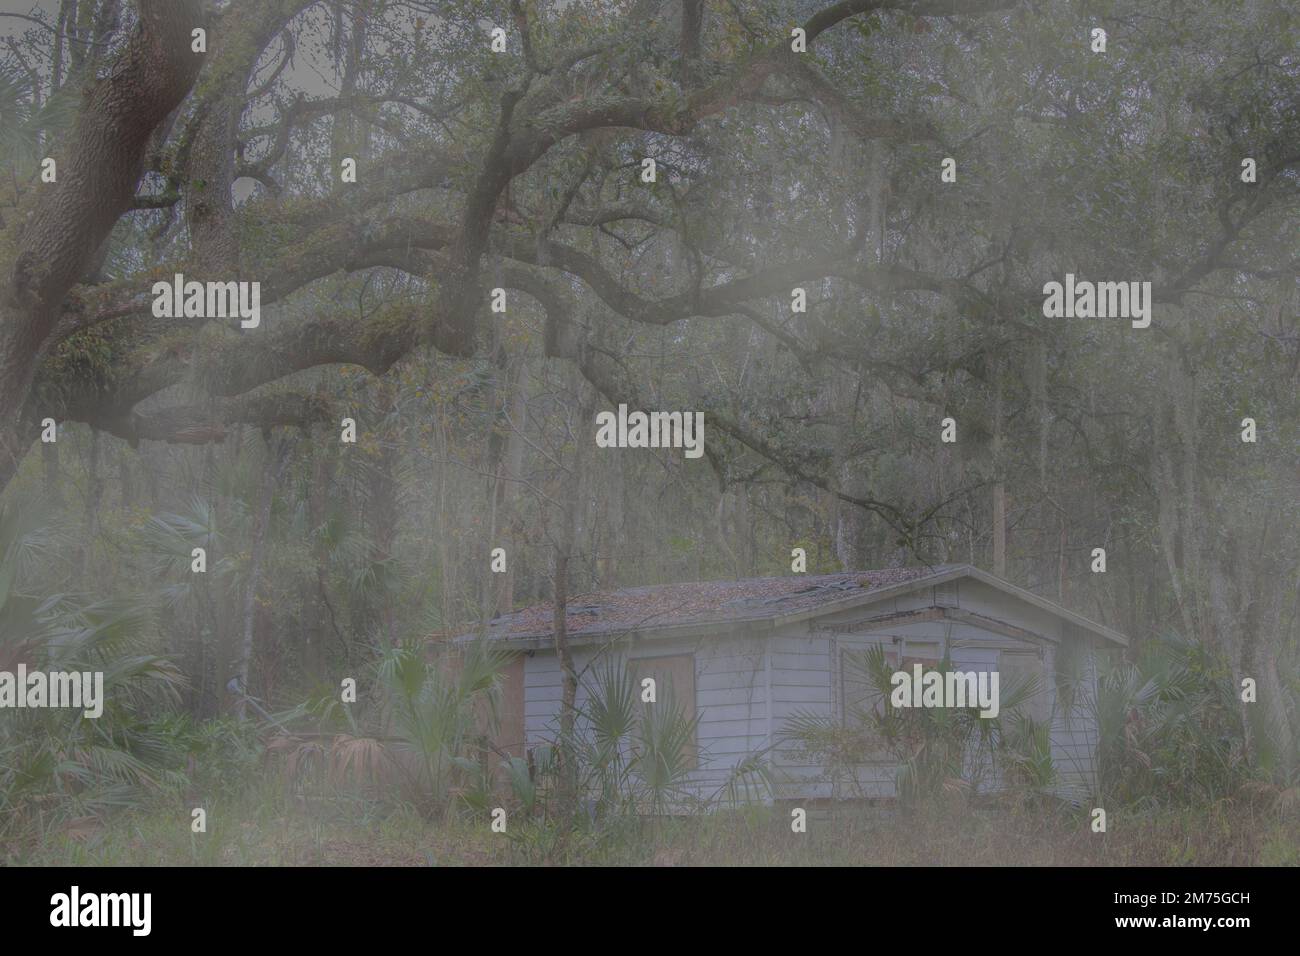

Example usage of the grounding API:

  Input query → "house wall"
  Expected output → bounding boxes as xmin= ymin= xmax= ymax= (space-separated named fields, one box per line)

xmin=768 ymin=588 xmax=950 ymax=800
xmin=767 ymin=625 xmax=838 ymax=800
xmin=1044 ymin=634 xmax=1101 ymax=799
xmin=958 ymin=580 xmax=1101 ymax=796
xmin=768 ymin=580 xmax=1102 ymax=801
xmin=768 ymin=620 xmax=1004 ymax=800
xmin=521 ymin=632 xmax=770 ymax=801
xmin=514 ymin=578 xmax=1106 ymax=806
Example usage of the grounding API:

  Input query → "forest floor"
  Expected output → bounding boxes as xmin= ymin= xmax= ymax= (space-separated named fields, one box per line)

xmin=11 ymin=799 xmax=1300 ymax=866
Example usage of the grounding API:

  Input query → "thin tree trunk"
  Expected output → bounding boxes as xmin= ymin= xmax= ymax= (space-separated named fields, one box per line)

xmin=118 ymin=447 xmax=134 ymax=509
xmin=42 ymin=439 xmax=62 ymax=508
xmin=496 ymin=361 xmax=529 ymax=615
xmin=234 ymin=435 xmax=292 ymax=719
xmin=552 ymin=546 xmax=578 ymax=811
xmin=599 ymin=450 xmax=623 ymax=590
xmin=76 ymin=429 xmax=102 ymax=581
xmin=990 ymin=360 xmax=1006 ymax=577
xmin=551 ymin=372 xmax=594 ymax=813
xmin=52 ymin=0 xmax=73 ymax=91
xmin=303 ymin=436 xmax=340 ymax=677
xmin=212 ymin=427 xmax=244 ymax=717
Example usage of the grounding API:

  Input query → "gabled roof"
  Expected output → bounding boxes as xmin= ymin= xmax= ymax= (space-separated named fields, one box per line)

xmin=458 ymin=564 xmax=1127 ymax=648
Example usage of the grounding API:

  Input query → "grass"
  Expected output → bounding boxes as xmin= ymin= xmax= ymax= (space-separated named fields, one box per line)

xmin=11 ymin=796 xmax=1299 ymax=866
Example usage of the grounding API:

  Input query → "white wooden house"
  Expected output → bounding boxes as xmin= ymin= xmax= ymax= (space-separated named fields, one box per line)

xmin=462 ymin=564 xmax=1127 ymax=804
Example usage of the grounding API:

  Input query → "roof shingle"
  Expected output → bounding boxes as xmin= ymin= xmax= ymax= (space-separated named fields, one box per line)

xmin=477 ymin=566 xmax=946 ymax=640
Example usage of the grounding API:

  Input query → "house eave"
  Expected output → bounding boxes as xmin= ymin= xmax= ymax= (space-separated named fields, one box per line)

xmin=459 ymin=615 xmax=779 ymax=652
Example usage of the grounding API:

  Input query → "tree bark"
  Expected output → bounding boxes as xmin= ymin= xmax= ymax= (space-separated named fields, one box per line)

xmin=551 ymin=370 xmax=594 ymax=813
xmin=0 ymin=0 xmax=205 ymax=492
xmin=990 ymin=359 xmax=1006 ymax=577
xmin=552 ymin=546 xmax=578 ymax=812
xmin=303 ymin=436 xmax=339 ymax=678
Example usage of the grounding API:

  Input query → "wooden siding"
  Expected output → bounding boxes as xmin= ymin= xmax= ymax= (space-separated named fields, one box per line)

xmin=1046 ymin=641 xmax=1100 ymax=798
xmin=517 ymin=575 xmax=1105 ymax=805
xmin=769 ymin=580 xmax=1099 ymax=802
xmin=523 ymin=633 xmax=769 ymax=798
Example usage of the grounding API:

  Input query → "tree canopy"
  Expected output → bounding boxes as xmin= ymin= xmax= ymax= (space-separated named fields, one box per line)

xmin=0 ymin=0 xmax=1295 ymax=731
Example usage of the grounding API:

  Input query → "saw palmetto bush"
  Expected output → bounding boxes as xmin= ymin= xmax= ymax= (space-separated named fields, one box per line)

xmin=0 ymin=62 xmax=78 ymax=173
xmin=533 ymin=660 xmax=770 ymax=820
xmin=136 ymin=496 xmax=228 ymax=607
xmin=375 ymin=636 xmax=511 ymax=812
xmin=781 ymin=645 xmax=1041 ymax=808
xmin=256 ymin=634 xmax=515 ymax=815
xmin=559 ymin=660 xmax=701 ymax=816
xmin=0 ymin=506 xmax=187 ymax=846
xmin=574 ymin=660 xmax=640 ymax=810
xmin=1095 ymin=631 xmax=1272 ymax=808
xmin=512 ymin=661 xmax=702 ymax=820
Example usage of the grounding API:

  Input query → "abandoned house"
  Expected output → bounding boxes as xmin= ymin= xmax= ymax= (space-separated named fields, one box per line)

xmin=459 ymin=564 xmax=1128 ymax=803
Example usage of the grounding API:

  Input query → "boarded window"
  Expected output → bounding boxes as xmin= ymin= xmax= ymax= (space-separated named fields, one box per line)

xmin=629 ymin=653 xmax=698 ymax=770
xmin=843 ymin=643 xmax=982 ymax=724
xmin=839 ymin=644 xmax=904 ymax=764
xmin=494 ymin=653 xmax=527 ymax=758
xmin=999 ymin=649 xmax=1051 ymax=722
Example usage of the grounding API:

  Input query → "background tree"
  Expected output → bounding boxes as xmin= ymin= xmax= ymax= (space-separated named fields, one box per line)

xmin=0 ymin=0 xmax=1295 ymax=844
